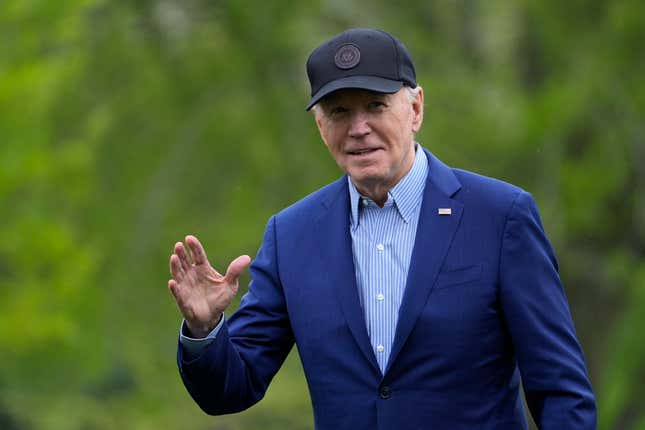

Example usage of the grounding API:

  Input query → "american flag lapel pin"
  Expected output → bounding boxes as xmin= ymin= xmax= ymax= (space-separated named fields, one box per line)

xmin=438 ymin=208 xmax=452 ymax=216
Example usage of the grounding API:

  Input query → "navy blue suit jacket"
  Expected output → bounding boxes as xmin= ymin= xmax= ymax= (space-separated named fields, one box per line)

xmin=178 ymin=149 xmax=596 ymax=429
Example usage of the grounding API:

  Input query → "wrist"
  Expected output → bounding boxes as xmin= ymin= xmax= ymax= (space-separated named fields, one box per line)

xmin=185 ymin=314 xmax=222 ymax=339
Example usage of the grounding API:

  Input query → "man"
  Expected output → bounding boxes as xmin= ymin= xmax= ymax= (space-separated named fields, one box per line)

xmin=168 ymin=28 xmax=596 ymax=429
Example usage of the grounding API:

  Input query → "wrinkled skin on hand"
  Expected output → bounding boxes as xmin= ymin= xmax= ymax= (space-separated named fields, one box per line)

xmin=168 ymin=235 xmax=251 ymax=338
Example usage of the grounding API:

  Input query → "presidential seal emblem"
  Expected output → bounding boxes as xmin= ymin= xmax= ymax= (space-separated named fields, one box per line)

xmin=334 ymin=44 xmax=361 ymax=70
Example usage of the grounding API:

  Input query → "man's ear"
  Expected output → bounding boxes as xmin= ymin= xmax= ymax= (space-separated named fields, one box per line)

xmin=411 ymin=86 xmax=424 ymax=133
xmin=312 ymin=108 xmax=330 ymax=148
xmin=314 ymin=109 xmax=323 ymax=130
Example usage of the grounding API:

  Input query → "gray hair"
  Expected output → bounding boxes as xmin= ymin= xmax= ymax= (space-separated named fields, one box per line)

xmin=406 ymin=85 xmax=421 ymax=103
xmin=312 ymin=84 xmax=422 ymax=114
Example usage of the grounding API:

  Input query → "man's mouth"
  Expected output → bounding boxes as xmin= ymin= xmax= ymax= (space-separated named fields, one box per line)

xmin=347 ymin=148 xmax=380 ymax=155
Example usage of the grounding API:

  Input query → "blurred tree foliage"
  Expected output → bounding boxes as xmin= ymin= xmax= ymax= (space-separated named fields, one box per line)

xmin=1 ymin=0 xmax=644 ymax=429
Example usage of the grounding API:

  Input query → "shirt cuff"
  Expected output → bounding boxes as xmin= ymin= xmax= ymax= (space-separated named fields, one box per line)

xmin=179 ymin=314 xmax=225 ymax=357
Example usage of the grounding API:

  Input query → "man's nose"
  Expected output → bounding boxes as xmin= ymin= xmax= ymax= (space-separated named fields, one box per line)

xmin=348 ymin=111 xmax=371 ymax=138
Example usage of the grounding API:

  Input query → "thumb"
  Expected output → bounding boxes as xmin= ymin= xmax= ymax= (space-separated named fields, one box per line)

xmin=225 ymin=254 xmax=252 ymax=285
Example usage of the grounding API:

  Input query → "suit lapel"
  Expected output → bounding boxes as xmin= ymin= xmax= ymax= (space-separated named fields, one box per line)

xmin=385 ymin=150 xmax=464 ymax=375
xmin=316 ymin=177 xmax=381 ymax=374
xmin=314 ymin=150 xmax=464 ymax=377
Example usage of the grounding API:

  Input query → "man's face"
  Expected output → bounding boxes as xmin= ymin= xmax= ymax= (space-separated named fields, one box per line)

xmin=313 ymin=87 xmax=424 ymax=196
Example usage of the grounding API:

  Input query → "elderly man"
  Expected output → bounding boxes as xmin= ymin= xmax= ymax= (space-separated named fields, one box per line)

xmin=168 ymin=28 xmax=596 ymax=429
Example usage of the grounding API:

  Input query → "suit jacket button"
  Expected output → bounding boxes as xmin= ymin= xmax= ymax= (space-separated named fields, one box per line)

xmin=379 ymin=385 xmax=391 ymax=399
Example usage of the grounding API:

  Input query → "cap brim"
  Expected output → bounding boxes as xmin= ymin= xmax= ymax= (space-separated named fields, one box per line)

xmin=305 ymin=76 xmax=403 ymax=111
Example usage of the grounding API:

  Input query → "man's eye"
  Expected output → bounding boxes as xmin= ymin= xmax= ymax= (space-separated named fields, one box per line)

xmin=329 ymin=106 xmax=348 ymax=115
xmin=368 ymin=101 xmax=386 ymax=110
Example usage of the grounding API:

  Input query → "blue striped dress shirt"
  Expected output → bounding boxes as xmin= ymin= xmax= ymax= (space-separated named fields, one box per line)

xmin=180 ymin=145 xmax=429 ymax=372
xmin=347 ymin=145 xmax=428 ymax=373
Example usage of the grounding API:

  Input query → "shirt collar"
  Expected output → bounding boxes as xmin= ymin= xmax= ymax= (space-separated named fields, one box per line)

xmin=348 ymin=144 xmax=428 ymax=228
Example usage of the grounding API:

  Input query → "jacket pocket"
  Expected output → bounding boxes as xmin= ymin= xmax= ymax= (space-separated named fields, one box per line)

xmin=434 ymin=264 xmax=483 ymax=290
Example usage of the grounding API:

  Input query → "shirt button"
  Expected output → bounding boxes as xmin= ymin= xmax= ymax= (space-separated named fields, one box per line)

xmin=376 ymin=293 xmax=384 ymax=301
xmin=376 ymin=344 xmax=384 ymax=353
xmin=362 ymin=199 xmax=369 ymax=206
xmin=376 ymin=243 xmax=384 ymax=251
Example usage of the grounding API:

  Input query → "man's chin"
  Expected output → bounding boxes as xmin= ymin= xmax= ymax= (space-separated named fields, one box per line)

xmin=348 ymin=168 xmax=378 ymax=179
xmin=347 ymin=170 xmax=387 ymax=188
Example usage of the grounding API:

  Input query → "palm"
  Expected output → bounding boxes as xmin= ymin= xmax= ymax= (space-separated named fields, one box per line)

xmin=168 ymin=235 xmax=251 ymax=338
xmin=181 ymin=263 xmax=233 ymax=320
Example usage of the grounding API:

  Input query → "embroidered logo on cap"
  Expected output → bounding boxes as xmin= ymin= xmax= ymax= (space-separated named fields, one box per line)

xmin=334 ymin=44 xmax=361 ymax=70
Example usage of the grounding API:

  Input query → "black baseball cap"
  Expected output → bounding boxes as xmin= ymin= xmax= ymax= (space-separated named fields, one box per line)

xmin=305 ymin=28 xmax=417 ymax=110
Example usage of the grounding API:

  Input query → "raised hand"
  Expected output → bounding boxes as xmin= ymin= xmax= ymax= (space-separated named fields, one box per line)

xmin=168 ymin=235 xmax=251 ymax=338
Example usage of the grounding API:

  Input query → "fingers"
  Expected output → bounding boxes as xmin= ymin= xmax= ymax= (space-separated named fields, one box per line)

xmin=168 ymin=279 xmax=179 ymax=299
xmin=174 ymin=242 xmax=191 ymax=271
xmin=171 ymin=235 xmax=247 ymax=286
xmin=225 ymin=255 xmax=252 ymax=284
xmin=170 ymin=241 xmax=191 ymax=282
xmin=169 ymin=254 xmax=185 ymax=281
xmin=185 ymin=235 xmax=208 ymax=265
xmin=168 ymin=279 xmax=187 ymax=309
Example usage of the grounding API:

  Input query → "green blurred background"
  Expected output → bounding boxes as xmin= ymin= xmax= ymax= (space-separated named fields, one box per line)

xmin=2 ymin=0 xmax=644 ymax=429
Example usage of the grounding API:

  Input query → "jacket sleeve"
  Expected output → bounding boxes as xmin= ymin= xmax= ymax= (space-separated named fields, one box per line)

xmin=176 ymin=215 xmax=295 ymax=415
xmin=499 ymin=191 xmax=597 ymax=429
